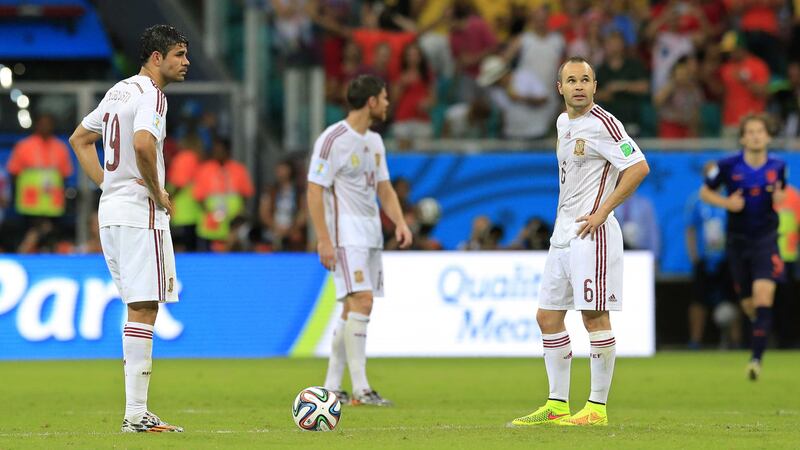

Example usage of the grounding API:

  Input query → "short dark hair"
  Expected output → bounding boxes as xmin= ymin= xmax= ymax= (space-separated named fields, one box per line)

xmin=738 ymin=113 xmax=774 ymax=138
xmin=346 ymin=75 xmax=386 ymax=109
xmin=139 ymin=25 xmax=189 ymax=65
xmin=557 ymin=56 xmax=595 ymax=83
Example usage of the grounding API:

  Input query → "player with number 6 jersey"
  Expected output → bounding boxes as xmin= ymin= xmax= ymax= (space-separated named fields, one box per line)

xmin=69 ymin=25 xmax=189 ymax=433
xmin=511 ymin=56 xmax=650 ymax=428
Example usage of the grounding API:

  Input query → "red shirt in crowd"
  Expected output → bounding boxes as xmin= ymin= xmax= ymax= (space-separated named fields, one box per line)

xmin=720 ymin=55 xmax=770 ymax=126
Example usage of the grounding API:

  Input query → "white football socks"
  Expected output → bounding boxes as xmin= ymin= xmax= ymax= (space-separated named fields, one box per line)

xmin=588 ymin=330 xmax=616 ymax=404
xmin=345 ymin=312 xmax=371 ymax=394
xmin=542 ymin=331 xmax=572 ymax=402
xmin=122 ymin=322 xmax=154 ymax=420
xmin=323 ymin=317 xmax=347 ymax=391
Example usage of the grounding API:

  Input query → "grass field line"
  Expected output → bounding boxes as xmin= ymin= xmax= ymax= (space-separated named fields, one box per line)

xmin=0 ymin=424 xmax=505 ymax=438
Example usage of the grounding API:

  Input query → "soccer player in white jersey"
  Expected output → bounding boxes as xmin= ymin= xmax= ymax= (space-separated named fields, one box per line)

xmin=68 ymin=25 xmax=189 ymax=433
xmin=511 ymin=56 xmax=650 ymax=427
xmin=307 ymin=75 xmax=413 ymax=406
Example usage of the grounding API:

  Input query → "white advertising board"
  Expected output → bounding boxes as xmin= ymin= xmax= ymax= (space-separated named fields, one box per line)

xmin=316 ymin=251 xmax=655 ymax=357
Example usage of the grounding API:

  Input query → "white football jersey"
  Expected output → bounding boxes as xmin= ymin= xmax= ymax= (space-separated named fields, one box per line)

xmin=82 ymin=75 xmax=169 ymax=230
xmin=307 ymin=120 xmax=390 ymax=248
xmin=551 ymin=104 xmax=646 ymax=248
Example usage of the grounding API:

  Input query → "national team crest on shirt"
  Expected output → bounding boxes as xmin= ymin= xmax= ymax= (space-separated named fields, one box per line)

xmin=375 ymin=153 xmax=381 ymax=167
xmin=766 ymin=169 xmax=777 ymax=183
xmin=351 ymin=153 xmax=360 ymax=168
xmin=573 ymin=139 xmax=585 ymax=156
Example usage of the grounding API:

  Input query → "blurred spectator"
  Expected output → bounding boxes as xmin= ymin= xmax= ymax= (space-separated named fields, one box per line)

xmin=504 ymin=6 xmax=565 ymax=128
xmin=547 ymin=0 xmax=584 ymax=44
xmin=367 ymin=41 xmax=393 ymax=81
xmin=458 ymin=214 xmax=490 ymax=250
xmin=645 ymin=0 xmax=707 ymax=96
xmin=416 ymin=0 xmax=456 ymax=78
xmin=719 ymin=31 xmax=770 ymax=138
xmin=728 ymin=0 xmax=784 ymax=74
xmin=193 ymin=137 xmax=255 ymax=247
xmin=686 ymin=163 xmax=739 ymax=349
xmin=167 ymin=142 xmax=204 ymax=252
xmin=654 ymin=55 xmax=704 ymax=138
xmin=391 ymin=43 xmax=436 ymax=149
xmin=770 ymin=60 xmax=800 ymax=137
xmin=75 ymin=211 xmax=103 ymax=254
xmin=449 ymin=0 xmax=499 ymax=102
xmin=509 ymin=217 xmax=551 ymax=250
xmin=6 ymin=114 xmax=73 ymax=222
xmin=217 ymin=215 xmax=252 ymax=253
xmin=17 ymin=218 xmax=72 ymax=254
xmin=483 ymin=224 xmax=505 ymax=250
xmin=595 ymin=31 xmax=649 ymax=135
xmin=327 ymin=40 xmax=368 ymax=110
xmin=606 ymin=0 xmax=649 ymax=47
xmin=259 ymin=159 xmax=307 ymax=251
xmin=615 ymin=192 xmax=660 ymax=264
xmin=476 ymin=56 xmax=550 ymax=139
xmin=698 ymin=42 xmax=725 ymax=104
xmin=271 ymin=0 xmax=315 ymax=62
xmin=565 ymin=9 xmax=607 ymax=67
xmin=774 ymin=184 xmax=800 ymax=348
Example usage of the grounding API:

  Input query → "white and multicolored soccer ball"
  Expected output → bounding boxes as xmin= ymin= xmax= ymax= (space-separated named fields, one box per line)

xmin=292 ymin=386 xmax=341 ymax=431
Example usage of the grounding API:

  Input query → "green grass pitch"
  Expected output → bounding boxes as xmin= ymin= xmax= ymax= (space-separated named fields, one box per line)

xmin=1 ymin=352 xmax=798 ymax=449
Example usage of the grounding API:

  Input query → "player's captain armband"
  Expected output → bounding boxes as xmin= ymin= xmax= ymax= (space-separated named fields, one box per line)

xmin=619 ymin=141 xmax=636 ymax=158
xmin=310 ymin=158 xmax=331 ymax=178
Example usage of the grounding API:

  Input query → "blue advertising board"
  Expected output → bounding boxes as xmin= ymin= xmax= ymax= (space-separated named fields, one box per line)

xmin=388 ymin=151 xmax=800 ymax=274
xmin=0 ymin=254 xmax=328 ymax=360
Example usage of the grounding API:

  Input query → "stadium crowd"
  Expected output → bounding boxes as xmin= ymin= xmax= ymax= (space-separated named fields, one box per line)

xmin=4 ymin=0 xmax=800 ymax=256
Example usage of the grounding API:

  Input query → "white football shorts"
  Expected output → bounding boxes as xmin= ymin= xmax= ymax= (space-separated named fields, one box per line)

xmin=100 ymin=225 xmax=179 ymax=304
xmin=539 ymin=217 xmax=623 ymax=311
xmin=333 ymin=247 xmax=384 ymax=300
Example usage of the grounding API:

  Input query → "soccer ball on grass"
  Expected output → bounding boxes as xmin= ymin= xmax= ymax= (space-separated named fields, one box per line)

xmin=292 ymin=386 xmax=341 ymax=431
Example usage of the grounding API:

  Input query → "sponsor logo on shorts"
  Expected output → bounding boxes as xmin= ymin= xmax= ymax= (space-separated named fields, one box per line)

xmin=590 ymin=353 xmax=601 ymax=359
xmin=608 ymin=294 xmax=617 ymax=302
xmin=563 ymin=351 xmax=573 ymax=360
xmin=354 ymin=270 xmax=364 ymax=283
xmin=168 ymin=277 xmax=174 ymax=293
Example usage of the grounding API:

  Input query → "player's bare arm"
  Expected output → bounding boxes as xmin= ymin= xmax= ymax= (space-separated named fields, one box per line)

xmin=699 ymin=184 xmax=745 ymax=212
xmin=69 ymin=125 xmax=104 ymax=187
xmin=133 ymin=130 xmax=172 ymax=216
xmin=307 ymin=181 xmax=336 ymax=270
xmin=577 ymin=160 xmax=650 ymax=239
xmin=377 ymin=180 xmax=413 ymax=249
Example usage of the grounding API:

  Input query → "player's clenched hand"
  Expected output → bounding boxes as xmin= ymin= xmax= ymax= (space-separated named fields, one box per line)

xmin=157 ymin=189 xmax=173 ymax=217
xmin=726 ymin=189 xmax=745 ymax=213
xmin=395 ymin=222 xmax=413 ymax=249
xmin=317 ymin=239 xmax=336 ymax=271
xmin=772 ymin=182 xmax=786 ymax=206
xmin=576 ymin=212 xmax=608 ymax=240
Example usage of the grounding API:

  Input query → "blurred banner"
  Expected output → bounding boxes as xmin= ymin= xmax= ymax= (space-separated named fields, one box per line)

xmin=0 ymin=252 xmax=654 ymax=360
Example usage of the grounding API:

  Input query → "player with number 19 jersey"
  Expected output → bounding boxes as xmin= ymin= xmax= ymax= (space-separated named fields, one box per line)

xmin=82 ymin=75 xmax=169 ymax=231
